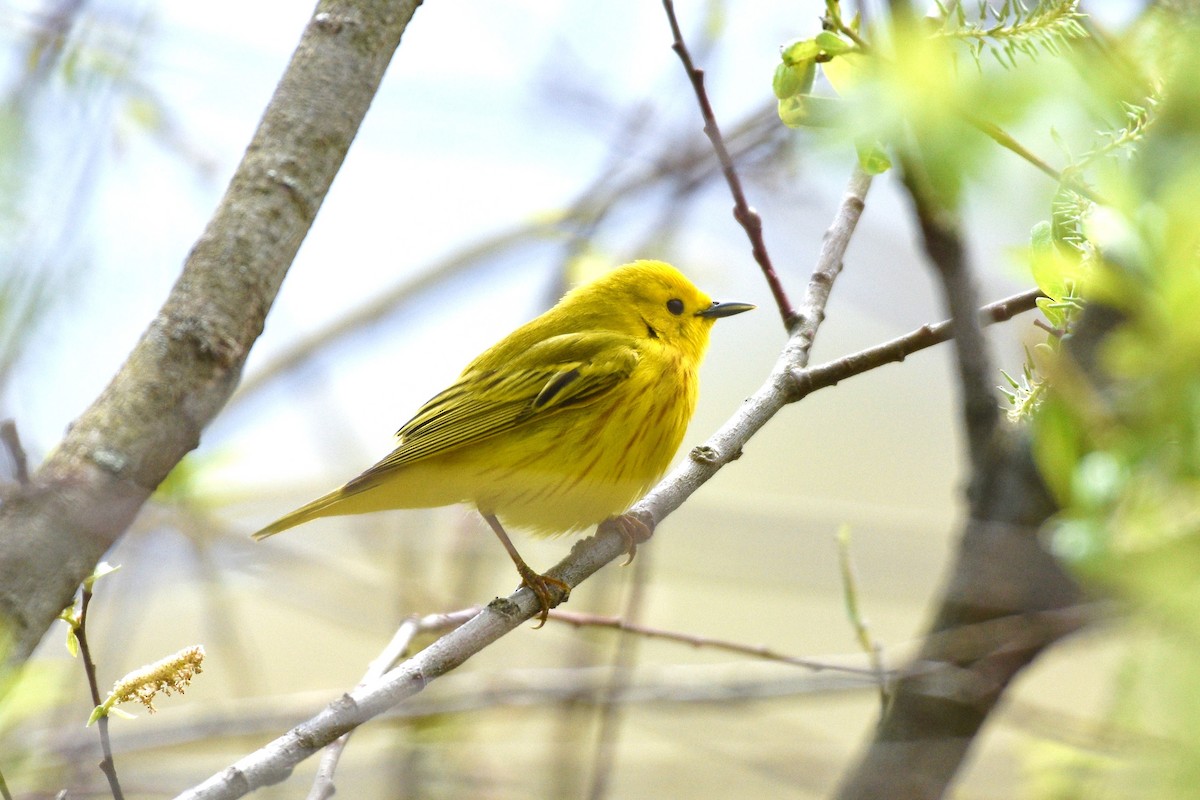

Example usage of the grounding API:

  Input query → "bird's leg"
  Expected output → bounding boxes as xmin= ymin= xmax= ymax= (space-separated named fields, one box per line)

xmin=608 ymin=513 xmax=655 ymax=566
xmin=482 ymin=513 xmax=570 ymax=626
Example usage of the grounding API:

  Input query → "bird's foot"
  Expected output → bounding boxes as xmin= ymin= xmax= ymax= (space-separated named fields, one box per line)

xmin=515 ymin=564 xmax=570 ymax=628
xmin=610 ymin=513 xmax=655 ymax=566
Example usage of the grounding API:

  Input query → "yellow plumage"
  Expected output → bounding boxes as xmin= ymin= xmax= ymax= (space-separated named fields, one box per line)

xmin=254 ymin=260 xmax=752 ymax=617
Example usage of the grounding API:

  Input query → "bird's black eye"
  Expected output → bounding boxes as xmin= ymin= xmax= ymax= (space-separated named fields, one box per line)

xmin=666 ymin=298 xmax=684 ymax=315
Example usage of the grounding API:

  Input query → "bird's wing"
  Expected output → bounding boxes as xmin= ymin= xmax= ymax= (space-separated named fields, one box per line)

xmin=345 ymin=332 xmax=640 ymax=485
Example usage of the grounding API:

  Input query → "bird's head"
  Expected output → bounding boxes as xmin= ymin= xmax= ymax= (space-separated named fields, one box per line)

xmin=569 ymin=260 xmax=754 ymax=363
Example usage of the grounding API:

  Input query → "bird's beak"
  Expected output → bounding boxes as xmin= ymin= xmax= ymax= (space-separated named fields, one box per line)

xmin=696 ymin=301 xmax=755 ymax=319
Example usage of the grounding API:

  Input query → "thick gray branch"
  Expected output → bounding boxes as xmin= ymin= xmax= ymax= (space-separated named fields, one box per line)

xmin=0 ymin=0 xmax=424 ymax=665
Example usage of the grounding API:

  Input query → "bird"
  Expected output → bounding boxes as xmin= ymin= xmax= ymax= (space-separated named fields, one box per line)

xmin=253 ymin=260 xmax=754 ymax=621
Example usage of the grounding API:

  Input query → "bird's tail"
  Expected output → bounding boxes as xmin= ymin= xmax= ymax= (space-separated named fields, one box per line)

xmin=251 ymin=488 xmax=349 ymax=540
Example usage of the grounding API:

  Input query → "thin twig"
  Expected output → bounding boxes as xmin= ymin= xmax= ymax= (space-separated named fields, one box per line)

xmin=77 ymin=589 xmax=125 ymax=800
xmin=797 ymin=166 xmax=871 ymax=339
xmin=65 ymin=609 xmax=1107 ymax=774
xmin=793 ymin=287 xmax=1043 ymax=399
xmin=548 ymin=609 xmax=886 ymax=677
xmin=824 ymin=0 xmax=873 ymax=51
xmin=0 ymin=420 xmax=28 ymax=485
xmin=835 ymin=526 xmax=889 ymax=709
xmin=661 ymin=0 xmax=797 ymax=328
xmin=961 ymin=112 xmax=1104 ymax=204
xmin=307 ymin=609 xmax=477 ymax=800
xmin=0 ymin=766 xmax=12 ymax=800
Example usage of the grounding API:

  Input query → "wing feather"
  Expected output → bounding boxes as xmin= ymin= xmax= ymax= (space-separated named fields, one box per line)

xmin=344 ymin=332 xmax=639 ymax=492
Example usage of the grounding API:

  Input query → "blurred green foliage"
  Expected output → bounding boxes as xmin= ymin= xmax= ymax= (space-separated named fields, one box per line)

xmin=774 ymin=1 xmax=1200 ymax=796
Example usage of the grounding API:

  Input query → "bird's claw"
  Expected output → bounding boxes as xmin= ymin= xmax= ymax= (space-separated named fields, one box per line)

xmin=611 ymin=514 xmax=654 ymax=566
xmin=516 ymin=565 xmax=570 ymax=627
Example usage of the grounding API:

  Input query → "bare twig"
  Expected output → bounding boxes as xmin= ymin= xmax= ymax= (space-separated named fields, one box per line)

xmin=64 ymin=609 xmax=1109 ymax=775
xmin=0 ymin=420 xmax=29 ymax=485
xmin=794 ymin=287 xmax=1044 ymax=398
xmin=961 ymin=113 xmax=1104 ymax=204
xmin=661 ymin=0 xmax=797 ymax=328
xmin=76 ymin=589 xmax=125 ymax=800
xmin=548 ymin=609 xmax=886 ymax=677
xmin=835 ymin=527 xmax=889 ymax=709
xmin=797 ymin=166 xmax=871 ymax=339
xmin=307 ymin=609 xmax=476 ymax=800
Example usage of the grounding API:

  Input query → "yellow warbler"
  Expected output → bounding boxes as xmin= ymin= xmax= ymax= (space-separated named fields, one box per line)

xmin=253 ymin=260 xmax=753 ymax=619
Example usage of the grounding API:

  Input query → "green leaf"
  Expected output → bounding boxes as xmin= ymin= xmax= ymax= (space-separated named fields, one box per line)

xmin=58 ymin=605 xmax=80 ymax=656
xmin=781 ymin=37 xmax=822 ymax=66
xmin=1031 ymin=393 xmax=1085 ymax=506
xmin=1030 ymin=219 xmax=1054 ymax=251
xmin=777 ymin=95 xmax=809 ymax=128
xmin=83 ymin=561 xmax=120 ymax=592
xmin=1030 ymin=221 xmax=1067 ymax=302
xmin=814 ymin=31 xmax=854 ymax=55
xmin=772 ymin=60 xmax=815 ymax=100
xmin=1036 ymin=296 xmax=1065 ymax=331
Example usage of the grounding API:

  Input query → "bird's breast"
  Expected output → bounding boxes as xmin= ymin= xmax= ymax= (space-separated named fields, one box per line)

xmin=463 ymin=345 xmax=699 ymax=535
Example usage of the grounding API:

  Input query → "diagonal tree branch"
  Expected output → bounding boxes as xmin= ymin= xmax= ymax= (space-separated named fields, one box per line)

xmin=0 ymin=0 xmax=425 ymax=667
xmin=795 ymin=287 xmax=1043 ymax=397
xmin=307 ymin=608 xmax=476 ymax=799
xmin=175 ymin=160 xmax=876 ymax=800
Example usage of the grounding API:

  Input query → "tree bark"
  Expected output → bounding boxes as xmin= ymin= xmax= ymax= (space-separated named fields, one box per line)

xmin=0 ymin=0 xmax=425 ymax=666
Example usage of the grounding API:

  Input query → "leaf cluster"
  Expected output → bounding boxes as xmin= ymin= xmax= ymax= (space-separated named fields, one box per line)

xmin=771 ymin=0 xmax=1092 ymax=193
xmin=770 ymin=2 xmax=1200 ymax=795
xmin=933 ymin=0 xmax=1088 ymax=69
xmin=1011 ymin=12 xmax=1200 ymax=797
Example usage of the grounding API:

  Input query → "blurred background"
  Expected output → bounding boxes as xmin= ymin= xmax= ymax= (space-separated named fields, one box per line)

xmin=0 ymin=0 xmax=1136 ymax=797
